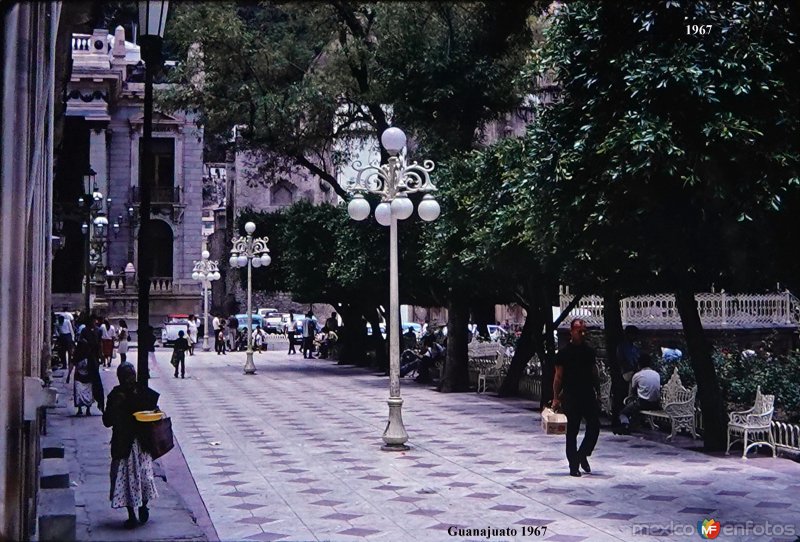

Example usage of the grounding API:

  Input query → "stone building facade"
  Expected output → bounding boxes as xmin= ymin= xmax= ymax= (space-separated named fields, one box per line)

xmin=1 ymin=3 xmax=63 ymax=538
xmin=52 ymin=26 xmax=205 ymax=323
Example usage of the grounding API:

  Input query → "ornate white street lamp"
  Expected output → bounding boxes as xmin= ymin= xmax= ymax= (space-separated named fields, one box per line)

xmin=229 ymin=221 xmax=271 ymax=374
xmin=192 ymin=249 xmax=220 ymax=351
xmin=346 ymin=126 xmax=440 ymax=451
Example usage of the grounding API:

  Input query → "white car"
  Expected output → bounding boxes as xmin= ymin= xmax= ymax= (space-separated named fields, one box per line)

xmin=161 ymin=314 xmax=189 ymax=346
xmin=257 ymin=307 xmax=278 ymax=318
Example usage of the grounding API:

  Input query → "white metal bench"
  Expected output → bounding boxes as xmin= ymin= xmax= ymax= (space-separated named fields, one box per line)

xmin=467 ymin=341 xmax=504 ymax=393
xmin=638 ymin=367 xmax=698 ymax=440
xmin=726 ymin=385 xmax=776 ymax=459
xmin=596 ymin=362 xmax=612 ymax=415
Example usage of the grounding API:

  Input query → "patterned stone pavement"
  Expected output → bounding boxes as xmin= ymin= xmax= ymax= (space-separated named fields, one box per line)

xmin=150 ymin=348 xmax=800 ymax=542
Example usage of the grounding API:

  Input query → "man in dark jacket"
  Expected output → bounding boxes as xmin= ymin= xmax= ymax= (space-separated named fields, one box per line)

xmin=552 ymin=318 xmax=601 ymax=477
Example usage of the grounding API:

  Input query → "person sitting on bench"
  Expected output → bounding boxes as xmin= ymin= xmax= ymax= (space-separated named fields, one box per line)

xmin=618 ymin=353 xmax=661 ymax=434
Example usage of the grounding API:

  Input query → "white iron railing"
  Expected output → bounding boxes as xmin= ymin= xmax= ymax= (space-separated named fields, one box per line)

xmin=772 ymin=421 xmax=800 ymax=452
xmin=559 ymin=287 xmax=799 ymax=329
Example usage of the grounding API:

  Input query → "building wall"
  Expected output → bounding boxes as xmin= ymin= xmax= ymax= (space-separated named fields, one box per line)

xmin=1 ymin=3 xmax=61 ymax=538
xmin=54 ymin=27 xmax=206 ymax=323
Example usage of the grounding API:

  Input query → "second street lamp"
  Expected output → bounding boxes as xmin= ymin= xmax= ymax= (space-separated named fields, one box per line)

xmin=192 ymin=250 xmax=220 ymax=351
xmin=346 ymin=126 xmax=440 ymax=451
xmin=229 ymin=221 xmax=271 ymax=374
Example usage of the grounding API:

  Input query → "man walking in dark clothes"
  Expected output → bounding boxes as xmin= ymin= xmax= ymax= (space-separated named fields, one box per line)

xmin=552 ymin=318 xmax=600 ymax=477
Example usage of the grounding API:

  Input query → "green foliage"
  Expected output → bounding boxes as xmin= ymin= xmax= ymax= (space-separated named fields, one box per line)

xmin=522 ymin=1 xmax=800 ymax=292
xmin=658 ymin=349 xmax=800 ymax=423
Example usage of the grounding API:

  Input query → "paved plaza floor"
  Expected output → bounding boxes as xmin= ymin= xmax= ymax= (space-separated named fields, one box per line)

xmin=50 ymin=347 xmax=800 ymax=541
xmin=139 ymin=348 xmax=800 ymax=542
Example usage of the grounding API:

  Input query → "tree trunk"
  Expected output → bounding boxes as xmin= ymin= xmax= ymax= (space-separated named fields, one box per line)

xmin=674 ymin=287 xmax=728 ymax=451
xmin=540 ymin=304 xmax=558 ymax=408
xmin=602 ymin=289 xmax=626 ymax=425
xmin=440 ymin=298 xmax=470 ymax=392
xmin=366 ymin=308 xmax=386 ymax=371
xmin=337 ymin=304 xmax=366 ymax=365
xmin=498 ymin=310 xmax=539 ymax=396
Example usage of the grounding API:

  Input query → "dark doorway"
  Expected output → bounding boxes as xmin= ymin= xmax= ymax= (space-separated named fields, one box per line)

xmin=148 ymin=219 xmax=173 ymax=278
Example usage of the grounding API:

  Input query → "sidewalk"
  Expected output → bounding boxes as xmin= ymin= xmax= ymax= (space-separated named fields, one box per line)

xmin=47 ymin=359 xmax=217 ymax=541
xmin=154 ymin=349 xmax=800 ymax=541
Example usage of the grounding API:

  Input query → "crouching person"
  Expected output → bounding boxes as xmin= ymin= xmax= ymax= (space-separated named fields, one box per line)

xmin=618 ymin=353 xmax=661 ymax=434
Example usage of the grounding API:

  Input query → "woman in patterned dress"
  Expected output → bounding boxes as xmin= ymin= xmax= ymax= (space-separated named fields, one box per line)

xmin=102 ymin=363 xmax=160 ymax=528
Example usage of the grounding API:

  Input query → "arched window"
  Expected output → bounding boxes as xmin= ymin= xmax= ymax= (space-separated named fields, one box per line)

xmin=270 ymin=182 xmax=294 ymax=206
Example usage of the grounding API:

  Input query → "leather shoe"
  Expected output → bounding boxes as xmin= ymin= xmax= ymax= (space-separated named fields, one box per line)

xmin=579 ymin=455 xmax=591 ymax=473
xmin=569 ymin=468 xmax=581 ymax=477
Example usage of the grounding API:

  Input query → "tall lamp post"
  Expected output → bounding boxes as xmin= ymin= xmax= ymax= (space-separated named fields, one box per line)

xmin=346 ymin=127 xmax=440 ymax=451
xmin=229 ymin=221 xmax=271 ymax=374
xmin=78 ymin=167 xmax=112 ymax=318
xmin=192 ymin=250 xmax=220 ymax=351
xmin=136 ymin=0 xmax=169 ymax=388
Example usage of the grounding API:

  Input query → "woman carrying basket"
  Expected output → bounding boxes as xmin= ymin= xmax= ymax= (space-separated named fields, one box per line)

xmin=102 ymin=363 xmax=160 ymax=529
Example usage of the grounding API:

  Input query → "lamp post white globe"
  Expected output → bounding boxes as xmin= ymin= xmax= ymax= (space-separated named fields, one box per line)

xmin=418 ymin=194 xmax=441 ymax=222
xmin=251 ymin=257 xmax=262 ymax=268
xmin=375 ymin=202 xmax=392 ymax=226
xmin=390 ymin=194 xmax=414 ymax=220
xmin=381 ymin=127 xmax=407 ymax=155
xmin=211 ymin=271 xmax=221 ymax=281
xmin=260 ymin=254 xmax=271 ymax=267
xmin=347 ymin=194 xmax=370 ymax=221
xmin=245 ymin=221 xmax=256 ymax=234
xmin=202 ymin=250 xmax=210 ymax=259
xmin=236 ymin=255 xmax=248 ymax=268
xmin=229 ymin=255 xmax=238 ymax=267
xmin=192 ymin=272 xmax=200 ymax=280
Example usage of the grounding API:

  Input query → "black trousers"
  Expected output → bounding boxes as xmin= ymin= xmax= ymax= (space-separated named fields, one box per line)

xmin=215 ymin=331 xmax=225 ymax=354
xmin=564 ymin=397 xmax=600 ymax=469
xmin=287 ymin=332 xmax=296 ymax=354
xmin=302 ymin=336 xmax=314 ymax=358
xmin=173 ymin=353 xmax=185 ymax=377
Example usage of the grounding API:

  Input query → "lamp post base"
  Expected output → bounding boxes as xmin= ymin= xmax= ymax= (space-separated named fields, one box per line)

xmin=202 ymin=337 xmax=210 ymax=351
xmin=381 ymin=396 xmax=409 ymax=451
xmin=243 ymin=351 xmax=257 ymax=374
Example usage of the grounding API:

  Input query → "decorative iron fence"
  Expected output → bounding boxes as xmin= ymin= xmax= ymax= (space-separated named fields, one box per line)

xmin=559 ymin=288 xmax=799 ymax=329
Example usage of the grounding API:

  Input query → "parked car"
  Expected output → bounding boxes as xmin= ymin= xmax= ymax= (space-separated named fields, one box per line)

xmin=257 ymin=307 xmax=278 ymax=318
xmin=263 ymin=312 xmax=285 ymax=334
xmin=235 ymin=314 xmax=264 ymax=332
xmin=161 ymin=314 xmax=189 ymax=346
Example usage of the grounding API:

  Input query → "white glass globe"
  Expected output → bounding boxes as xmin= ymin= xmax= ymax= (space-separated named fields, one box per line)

xmin=201 ymin=250 xmax=210 ymax=259
xmin=375 ymin=202 xmax=392 ymax=226
xmin=245 ymin=221 xmax=256 ymax=234
xmin=251 ymin=257 xmax=262 ymax=268
xmin=192 ymin=272 xmax=200 ymax=281
xmin=391 ymin=194 xmax=414 ymax=220
xmin=260 ymin=254 xmax=271 ymax=267
xmin=236 ymin=255 xmax=248 ymax=267
xmin=347 ymin=194 xmax=370 ymax=221
xmin=211 ymin=271 xmax=221 ymax=281
xmin=381 ymin=127 xmax=406 ymax=154
xmin=418 ymin=194 xmax=441 ymax=222
xmin=93 ymin=215 xmax=108 ymax=226
xmin=229 ymin=256 xmax=238 ymax=268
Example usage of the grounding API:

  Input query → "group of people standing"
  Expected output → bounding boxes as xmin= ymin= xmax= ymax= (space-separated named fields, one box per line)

xmin=58 ymin=311 xmax=131 ymax=416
